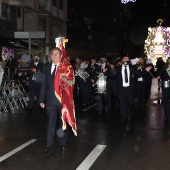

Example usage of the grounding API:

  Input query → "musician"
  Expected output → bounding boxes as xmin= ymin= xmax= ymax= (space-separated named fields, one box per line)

xmin=89 ymin=57 xmax=99 ymax=103
xmin=78 ymin=58 xmax=94 ymax=106
xmin=145 ymin=58 xmax=154 ymax=99
xmin=135 ymin=57 xmax=152 ymax=109
xmin=115 ymin=56 xmax=122 ymax=66
xmin=107 ymin=61 xmax=117 ymax=109
xmin=90 ymin=58 xmax=99 ymax=70
xmin=73 ymin=57 xmax=81 ymax=101
xmin=95 ymin=56 xmax=114 ymax=114
xmin=26 ymin=54 xmax=44 ymax=112
xmin=157 ymin=57 xmax=170 ymax=122
xmin=115 ymin=56 xmax=152 ymax=123
xmin=156 ymin=57 xmax=165 ymax=91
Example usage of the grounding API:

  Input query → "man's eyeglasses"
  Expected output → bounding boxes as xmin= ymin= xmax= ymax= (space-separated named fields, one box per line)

xmin=50 ymin=52 xmax=61 ymax=56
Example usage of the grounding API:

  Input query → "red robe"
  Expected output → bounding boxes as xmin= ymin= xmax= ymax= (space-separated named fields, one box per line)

xmin=54 ymin=45 xmax=77 ymax=136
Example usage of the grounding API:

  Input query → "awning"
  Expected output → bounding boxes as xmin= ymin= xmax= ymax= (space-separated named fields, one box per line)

xmin=8 ymin=38 xmax=40 ymax=50
xmin=0 ymin=37 xmax=40 ymax=50
xmin=0 ymin=37 xmax=20 ymax=50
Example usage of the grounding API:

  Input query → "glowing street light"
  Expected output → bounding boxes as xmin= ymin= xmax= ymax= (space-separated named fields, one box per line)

xmin=121 ymin=0 xmax=136 ymax=4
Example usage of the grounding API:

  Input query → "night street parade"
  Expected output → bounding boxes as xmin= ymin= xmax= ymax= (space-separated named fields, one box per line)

xmin=0 ymin=0 xmax=170 ymax=169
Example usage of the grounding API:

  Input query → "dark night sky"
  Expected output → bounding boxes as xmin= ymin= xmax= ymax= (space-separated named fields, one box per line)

xmin=67 ymin=0 xmax=170 ymax=55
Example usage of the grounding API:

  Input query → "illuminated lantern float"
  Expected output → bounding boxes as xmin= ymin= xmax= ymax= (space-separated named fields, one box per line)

xmin=144 ymin=19 xmax=170 ymax=65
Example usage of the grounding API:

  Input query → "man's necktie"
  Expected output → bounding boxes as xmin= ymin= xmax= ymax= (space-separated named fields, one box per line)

xmin=52 ymin=65 xmax=57 ymax=80
xmin=124 ymin=66 xmax=128 ymax=83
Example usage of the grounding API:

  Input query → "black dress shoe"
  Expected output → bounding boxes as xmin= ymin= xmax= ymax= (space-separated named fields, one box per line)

xmin=43 ymin=147 xmax=53 ymax=154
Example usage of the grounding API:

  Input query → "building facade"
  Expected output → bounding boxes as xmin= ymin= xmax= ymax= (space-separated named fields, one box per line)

xmin=0 ymin=0 xmax=67 ymax=61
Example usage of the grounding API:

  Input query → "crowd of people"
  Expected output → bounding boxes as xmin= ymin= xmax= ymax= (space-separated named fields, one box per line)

xmin=71 ymin=55 xmax=170 ymax=125
xmin=1 ymin=53 xmax=170 ymax=154
xmin=69 ymin=55 xmax=156 ymax=122
xmin=0 ymin=54 xmax=167 ymax=121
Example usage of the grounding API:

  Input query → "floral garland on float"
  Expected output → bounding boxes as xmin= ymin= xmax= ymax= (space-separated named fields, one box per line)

xmin=144 ymin=19 xmax=170 ymax=65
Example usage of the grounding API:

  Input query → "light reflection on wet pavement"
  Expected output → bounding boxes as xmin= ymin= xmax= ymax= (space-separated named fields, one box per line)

xmin=0 ymin=78 xmax=170 ymax=170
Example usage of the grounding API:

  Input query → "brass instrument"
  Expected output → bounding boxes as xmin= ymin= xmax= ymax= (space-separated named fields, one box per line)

xmin=75 ymin=67 xmax=89 ymax=81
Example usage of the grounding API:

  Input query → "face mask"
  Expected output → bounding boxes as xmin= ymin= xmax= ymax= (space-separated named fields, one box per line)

xmin=33 ymin=59 xmax=38 ymax=62
xmin=80 ymin=63 xmax=88 ymax=69
xmin=123 ymin=61 xmax=130 ymax=65
xmin=84 ymin=64 xmax=88 ymax=69
xmin=101 ymin=60 xmax=106 ymax=63
xmin=146 ymin=60 xmax=151 ymax=64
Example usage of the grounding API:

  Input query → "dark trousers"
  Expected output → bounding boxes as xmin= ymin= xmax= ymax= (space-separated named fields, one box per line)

xmin=46 ymin=105 xmax=68 ymax=148
xmin=28 ymin=82 xmax=41 ymax=108
xmin=79 ymin=83 xmax=91 ymax=105
xmin=97 ymin=92 xmax=109 ymax=112
xmin=144 ymin=78 xmax=152 ymax=99
xmin=118 ymin=87 xmax=134 ymax=121
xmin=162 ymin=87 xmax=170 ymax=119
xmin=107 ymin=86 xmax=116 ymax=109
xmin=136 ymin=81 xmax=145 ymax=107
xmin=73 ymin=77 xmax=79 ymax=100
xmin=90 ymin=85 xmax=96 ymax=102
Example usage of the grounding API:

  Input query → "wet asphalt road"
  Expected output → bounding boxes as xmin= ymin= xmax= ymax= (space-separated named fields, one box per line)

xmin=0 ymin=78 xmax=170 ymax=170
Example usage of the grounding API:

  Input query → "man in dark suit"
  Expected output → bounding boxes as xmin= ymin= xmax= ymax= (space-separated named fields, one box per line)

xmin=95 ymin=56 xmax=115 ymax=114
xmin=27 ymin=54 xmax=44 ymax=111
xmin=78 ymin=58 xmax=94 ymax=106
xmin=115 ymin=56 xmax=151 ymax=123
xmin=39 ymin=47 xmax=69 ymax=155
xmin=89 ymin=57 xmax=100 ymax=103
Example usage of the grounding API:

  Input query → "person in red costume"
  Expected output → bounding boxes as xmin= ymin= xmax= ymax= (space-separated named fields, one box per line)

xmin=39 ymin=45 xmax=77 ymax=155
